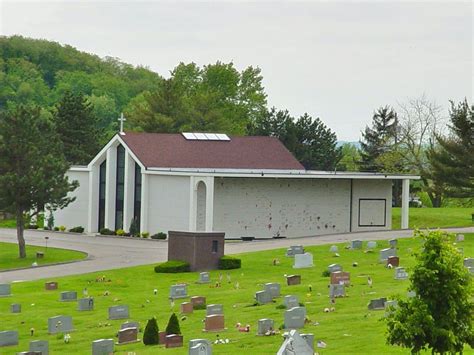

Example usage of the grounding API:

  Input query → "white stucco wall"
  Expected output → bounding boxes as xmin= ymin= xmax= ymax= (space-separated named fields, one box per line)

xmin=351 ymin=179 xmax=392 ymax=232
xmin=213 ymin=177 xmax=352 ymax=238
xmin=53 ymin=170 xmax=90 ymax=230
xmin=145 ymin=174 xmax=191 ymax=234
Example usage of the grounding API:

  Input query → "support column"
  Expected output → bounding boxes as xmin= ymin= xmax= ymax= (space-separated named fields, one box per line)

xmin=189 ymin=176 xmax=197 ymax=231
xmin=140 ymin=172 xmax=149 ymax=233
xmin=87 ymin=165 xmax=99 ymax=233
xmin=104 ymin=147 xmax=117 ymax=230
xmin=205 ymin=177 xmax=214 ymax=232
xmin=122 ymin=152 xmax=135 ymax=232
xmin=401 ymin=179 xmax=410 ymax=229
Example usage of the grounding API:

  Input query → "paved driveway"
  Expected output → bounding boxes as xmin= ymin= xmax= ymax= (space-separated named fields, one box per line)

xmin=1 ymin=227 xmax=472 ymax=283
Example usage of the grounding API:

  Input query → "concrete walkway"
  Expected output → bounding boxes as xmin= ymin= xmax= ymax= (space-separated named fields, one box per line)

xmin=1 ymin=226 xmax=472 ymax=283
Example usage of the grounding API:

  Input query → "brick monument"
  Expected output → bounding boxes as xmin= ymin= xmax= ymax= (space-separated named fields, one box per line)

xmin=168 ymin=231 xmax=225 ymax=271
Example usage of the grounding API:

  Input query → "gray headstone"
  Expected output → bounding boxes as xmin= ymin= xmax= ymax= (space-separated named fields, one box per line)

xmin=197 ymin=272 xmax=210 ymax=284
xmin=108 ymin=305 xmax=129 ymax=320
xmin=120 ymin=321 xmax=139 ymax=330
xmin=293 ymin=252 xmax=313 ymax=269
xmin=257 ymin=318 xmax=274 ymax=335
xmin=380 ymin=248 xmax=397 ymax=262
xmin=0 ymin=330 xmax=18 ymax=347
xmin=367 ymin=241 xmax=377 ymax=249
xmin=456 ymin=234 xmax=464 ymax=242
xmin=300 ymin=333 xmax=314 ymax=352
xmin=327 ymin=263 xmax=342 ymax=273
xmin=394 ymin=267 xmax=408 ymax=280
xmin=407 ymin=290 xmax=416 ymax=298
xmin=189 ymin=339 xmax=212 ymax=355
xmin=351 ymin=239 xmax=362 ymax=249
xmin=368 ymin=298 xmax=387 ymax=310
xmin=206 ymin=304 xmax=223 ymax=316
xmin=286 ymin=245 xmax=305 ymax=257
xmin=255 ymin=290 xmax=272 ymax=305
xmin=48 ymin=315 xmax=73 ymax=334
xmin=467 ymin=266 xmax=474 ymax=275
xmin=11 ymin=303 xmax=21 ymax=313
xmin=329 ymin=245 xmax=338 ymax=253
xmin=384 ymin=300 xmax=398 ymax=310
xmin=329 ymin=284 xmax=345 ymax=298
xmin=264 ymin=282 xmax=281 ymax=298
xmin=389 ymin=239 xmax=398 ymax=248
xmin=77 ymin=297 xmax=94 ymax=311
xmin=0 ymin=284 xmax=11 ymax=297
xmin=59 ymin=291 xmax=77 ymax=302
xmin=29 ymin=340 xmax=49 ymax=355
xmin=284 ymin=307 xmax=306 ymax=329
xmin=277 ymin=329 xmax=313 ymax=355
xmin=169 ymin=284 xmax=188 ymax=299
xmin=284 ymin=295 xmax=299 ymax=309
xmin=463 ymin=258 xmax=474 ymax=268
xmin=92 ymin=338 xmax=114 ymax=355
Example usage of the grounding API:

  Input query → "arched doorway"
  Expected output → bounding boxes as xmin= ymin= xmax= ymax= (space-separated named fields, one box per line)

xmin=196 ymin=181 xmax=207 ymax=231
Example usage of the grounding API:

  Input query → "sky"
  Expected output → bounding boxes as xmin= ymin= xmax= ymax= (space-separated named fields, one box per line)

xmin=0 ymin=0 xmax=472 ymax=141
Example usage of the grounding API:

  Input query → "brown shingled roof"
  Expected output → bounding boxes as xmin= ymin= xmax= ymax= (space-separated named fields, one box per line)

xmin=120 ymin=132 xmax=304 ymax=170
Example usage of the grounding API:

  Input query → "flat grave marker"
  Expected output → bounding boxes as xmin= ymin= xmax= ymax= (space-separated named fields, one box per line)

xmin=0 ymin=284 xmax=11 ymax=297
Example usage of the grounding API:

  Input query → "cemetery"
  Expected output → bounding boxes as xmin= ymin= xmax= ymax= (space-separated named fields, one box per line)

xmin=0 ymin=233 xmax=472 ymax=354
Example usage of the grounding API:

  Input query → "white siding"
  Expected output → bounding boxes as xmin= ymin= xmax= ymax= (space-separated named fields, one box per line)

xmin=351 ymin=179 xmax=392 ymax=232
xmin=213 ymin=177 xmax=352 ymax=238
xmin=145 ymin=175 xmax=191 ymax=234
xmin=54 ymin=170 xmax=89 ymax=230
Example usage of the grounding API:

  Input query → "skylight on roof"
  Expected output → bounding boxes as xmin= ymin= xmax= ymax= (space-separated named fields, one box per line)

xmin=182 ymin=132 xmax=230 ymax=141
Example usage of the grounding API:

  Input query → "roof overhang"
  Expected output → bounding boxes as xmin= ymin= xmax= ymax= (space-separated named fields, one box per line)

xmin=145 ymin=167 xmax=420 ymax=180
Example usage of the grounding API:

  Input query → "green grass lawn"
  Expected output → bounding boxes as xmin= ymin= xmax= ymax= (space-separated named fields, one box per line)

xmin=0 ymin=242 xmax=87 ymax=271
xmin=392 ymin=207 xmax=473 ymax=229
xmin=0 ymin=233 xmax=472 ymax=354
xmin=0 ymin=219 xmax=16 ymax=228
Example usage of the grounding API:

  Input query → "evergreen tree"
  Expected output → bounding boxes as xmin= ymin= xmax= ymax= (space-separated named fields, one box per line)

xmin=129 ymin=217 xmax=139 ymax=237
xmin=249 ymin=108 xmax=342 ymax=170
xmin=429 ymin=99 xmax=473 ymax=200
xmin=143 ymin=317 xmax=159 ymax=345
xmin=54 ymin=91 xmax=103 ymax=165
xmin=0 ymin=106 xmax=78 ymax=258
xmin=165 ymin=313 xmax=181 ymax=335
xmin=386 ymin=230 xmax=473 ymax=353
xmin=359 ymin=106 xmax=398 ymax=172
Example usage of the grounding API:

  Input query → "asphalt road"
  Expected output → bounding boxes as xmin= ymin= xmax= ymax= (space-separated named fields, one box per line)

xmin=1 ymin=226 xmax=472 ymax=283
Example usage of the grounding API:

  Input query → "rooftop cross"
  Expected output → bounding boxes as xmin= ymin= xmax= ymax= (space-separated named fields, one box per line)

xmin=118 ymin=112 xmax=126 ymax=135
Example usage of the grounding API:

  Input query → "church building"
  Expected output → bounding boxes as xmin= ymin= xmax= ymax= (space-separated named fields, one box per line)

xmin=53 ymin=131 xmax=418 ymax=238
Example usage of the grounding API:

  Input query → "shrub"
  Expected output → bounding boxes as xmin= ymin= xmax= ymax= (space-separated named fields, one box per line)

xmin=46 ymin=212 xmax=54 ymax=231
xmin=54 ymin=227 xmax=60 ymax=231
xmin=141 ymin=232 xmax=150 ymax=238
xmin=68 ymin=226 xmax=84 ymax=233
xmin=193 ymin=303 xmax=206 ymax=310
xmin=27 ymin=224 xmax=39 ymax=229
xmin=165 ymin=313 xmax=181 ymax=335
xmin=154 ymin=260 xmax=190 ymax=273
xmin=143 ymin=317 xmax=159 ymax=345
xmin=129 ymin=217 xmax=139 ymax=238
xmin=116 ymin=229 xmax=125 ymax=236
xmin=99 ymin=228 xmax=115 ymax=235
xmin=321 ymin=270 xmax=331 ymax=277
xmin=59 ymin=225 xmax=66 ymax=232
xmin=218 ymin=255 xmax=241 ymax=270
xmin=151 ymin=232 xmax=167 ymax=240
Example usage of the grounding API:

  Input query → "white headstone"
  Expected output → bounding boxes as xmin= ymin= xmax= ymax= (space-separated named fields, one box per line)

xmin=170 ymin=284 xmax=188 ymax=299
xmin=276 ymin=329 xmax=313 ymax=355
xmin=367 ymin=241 xmax=377 ymax=249
xmin=293 ymin=253 xmax=313 ymax=269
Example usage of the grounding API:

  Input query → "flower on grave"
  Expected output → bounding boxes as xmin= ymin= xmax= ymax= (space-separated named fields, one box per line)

xmin=30 ymin=328 xmax=35 ymax=336
xmin=153 ymin=289 xmax=158 ymax=295
xmin=308 ymin=285 xmax=312 ymax=292
xmin=56 ymin=321 xmax=62 ymax=329
xmin=64 ymin=333 xmax=71 ymax=343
